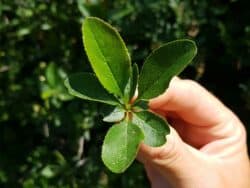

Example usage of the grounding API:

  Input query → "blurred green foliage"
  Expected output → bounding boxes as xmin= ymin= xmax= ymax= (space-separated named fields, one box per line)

xmin=0 ymin=0 xmax=249 ymax=187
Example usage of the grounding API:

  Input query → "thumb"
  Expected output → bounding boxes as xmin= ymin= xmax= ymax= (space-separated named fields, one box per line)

xmin=137 ymin=127 xmax=190 ymax=166
xmin=137 ymin=127 xmax=208 ymax=183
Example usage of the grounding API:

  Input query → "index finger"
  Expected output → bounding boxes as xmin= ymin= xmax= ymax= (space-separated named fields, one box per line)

xmin=149 ymin=77 xmax=233 ymax=127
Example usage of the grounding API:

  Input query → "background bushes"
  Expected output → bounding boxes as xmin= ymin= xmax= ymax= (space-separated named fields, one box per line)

xmin=0 ymin=0 xmax=249 ymax=187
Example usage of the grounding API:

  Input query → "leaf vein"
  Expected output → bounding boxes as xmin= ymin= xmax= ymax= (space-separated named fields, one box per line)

xmin=87 ymin=24 xmax=122 ymax=95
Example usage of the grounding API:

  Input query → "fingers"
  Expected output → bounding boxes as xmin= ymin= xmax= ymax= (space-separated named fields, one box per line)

xmin=137 ymin=127 xmax=179 ymax=164
xmin=137 ymin=78 xmax=249 ymax=187
xmin=148 ymin=77 xmax=247 ymax=155
xmin=149 ymin=77 xmax=233 ymax=127
xmin=137 ymin=127 xmax=197 ymax=165
xmin=143 ymin=164 xmax=171 ymax=188
xmin=137 ymin=127 xmax=216 ymax=187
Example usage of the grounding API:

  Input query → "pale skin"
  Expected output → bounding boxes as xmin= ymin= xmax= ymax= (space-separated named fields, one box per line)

xmin=137 ymin=77 xmax=250 ymax=188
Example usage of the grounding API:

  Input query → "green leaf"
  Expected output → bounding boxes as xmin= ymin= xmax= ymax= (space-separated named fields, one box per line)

xmin=124 ymin=63 xmax=139 ymax=103
xmin=103 ymin=106 xmax=125 ymax=123
xmin=129 ymin=64 xmax=139 ymax=100
xmin=132 ymin=111 xmax=170 ymax=147
xmin=133 ymin=100 xmax=149 ymax=111
xmin=82 ymin=17 xmax=131 ymax=98
xmin=102 ymin=121 xmax=144 ymax=173
xmin=45 ymin=63 xmax=60 ymax=88
xmin=41 ymin=165 xmax=55 ymax=178
xmin=65 ymin=73 xmax=118 ymax=105
xmin=138 ymin=39 xmax=197 ymax=100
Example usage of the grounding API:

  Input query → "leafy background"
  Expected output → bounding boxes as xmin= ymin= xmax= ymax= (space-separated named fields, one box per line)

xmin=0 ymin=0 xmax=249 ymax=187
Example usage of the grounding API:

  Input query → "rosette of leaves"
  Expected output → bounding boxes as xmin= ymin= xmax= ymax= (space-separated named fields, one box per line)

xmin=65 ymin=17 xmax=197 ymax=173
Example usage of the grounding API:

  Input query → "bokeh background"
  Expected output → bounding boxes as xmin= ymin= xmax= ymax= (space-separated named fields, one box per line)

xmin=0 ymin=0 xmax=249 ymax=187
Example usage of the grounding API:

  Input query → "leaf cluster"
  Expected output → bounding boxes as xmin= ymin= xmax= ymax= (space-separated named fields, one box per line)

xmin=2 ymin=0 xmax=249 ymax=187
xmin=65 ymin=17 xmax=197 ymax=173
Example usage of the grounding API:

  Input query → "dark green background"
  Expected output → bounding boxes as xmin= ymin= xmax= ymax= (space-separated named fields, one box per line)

xmin=0 ymin=0 xmax=249 ymax=187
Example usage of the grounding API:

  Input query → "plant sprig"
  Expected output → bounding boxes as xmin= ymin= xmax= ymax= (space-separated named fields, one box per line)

xmin=65 ymin=17 xmax=197 ymax=173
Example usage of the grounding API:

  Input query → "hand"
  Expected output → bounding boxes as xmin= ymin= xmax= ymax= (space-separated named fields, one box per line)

xmin=137 ymin=77 xmax=250 ymax=188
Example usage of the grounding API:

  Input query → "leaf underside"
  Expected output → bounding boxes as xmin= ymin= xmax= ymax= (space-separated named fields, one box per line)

xmin=65 ymin=72 xmax=118 ymax=105
xmin=132 ymin=111 xmax=170 ymax=147
xmin=82 ymin=17 xmax=131 ymax=97
xmin=102 ymin=121 xmax=144 ymax=173
xmin=129 ymin=64 xmax=139 ymax=100
xmin=103 ymin=106 xmax=125 ymax=122
xmin=138 ymin=39 xmax=197 ymax=100
xmin=124 ymin=63 xmax=139 ymax=103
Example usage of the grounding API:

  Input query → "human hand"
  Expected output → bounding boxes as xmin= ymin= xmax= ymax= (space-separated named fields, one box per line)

xmin=137 ymin=77 xmax=250 ymax=188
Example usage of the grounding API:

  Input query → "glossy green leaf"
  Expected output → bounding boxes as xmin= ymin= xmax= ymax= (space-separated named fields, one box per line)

xmin=129 ymin=64 xmax=139 ymax=100
xmin=82 ymin=17 xmax=131 ymax=97
xmin=65 ymin=73 xmax=118 ymax=105
xmin=124 ymin=63 xmax=139 ymax=103
xmin=133 ymin=100 xmax=149 ymax=111
xmin=102 ymin=121 xmax=144 ymax=173
xmin=103 ymin=106 xmax=125 ymax=123
xmin=132 ymin=111 xmax=170 ymax=147
xmin=138 ymin=39 xmax=197 ymax=100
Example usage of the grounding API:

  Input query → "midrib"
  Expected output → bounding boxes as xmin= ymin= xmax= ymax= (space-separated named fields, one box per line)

xmin=88 ymin=25 xmax=122 ymax=96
